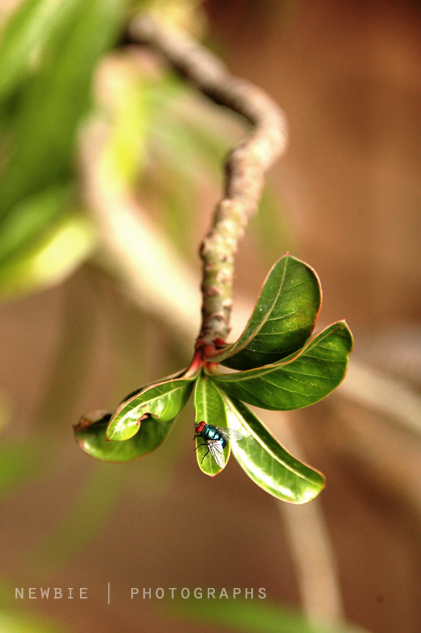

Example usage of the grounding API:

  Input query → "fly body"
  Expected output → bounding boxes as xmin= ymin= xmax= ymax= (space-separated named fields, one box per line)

xmin=194 ymin=421 xmax=243 ymax=469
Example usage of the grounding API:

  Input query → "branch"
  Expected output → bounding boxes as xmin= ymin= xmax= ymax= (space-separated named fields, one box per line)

xmin=274 ymin=414 xmax=345 ymax=628
xmin=79 ymin=116 xmax=251 ymax=346
xmin=338 ymin=358 xmax=421 ymax=435
xmin=127 ymin=14 xmax=289 ymax=351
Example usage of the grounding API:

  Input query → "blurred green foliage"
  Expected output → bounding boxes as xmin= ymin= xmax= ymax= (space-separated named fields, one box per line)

xmin=0 ymin=0 xmax=290 ymax=300
xmin=170 ymin=598 xmax=369 ymax=633
xmin=0 ymin=578 xmax=70 ymax=633
xmin=0 ymin=0 xmax=128 ymax=299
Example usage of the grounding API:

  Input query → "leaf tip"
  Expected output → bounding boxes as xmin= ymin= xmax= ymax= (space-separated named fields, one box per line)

xmin=336 ymin=319 xmax=354 ymax=351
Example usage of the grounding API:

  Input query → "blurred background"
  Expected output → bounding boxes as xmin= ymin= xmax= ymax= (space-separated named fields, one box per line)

xmin=0 ymin=1 xmax=420 ymax=632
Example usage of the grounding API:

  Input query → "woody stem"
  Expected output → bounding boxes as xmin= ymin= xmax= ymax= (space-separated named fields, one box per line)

xmin=128 ymin=14 xmax=288 ymax=352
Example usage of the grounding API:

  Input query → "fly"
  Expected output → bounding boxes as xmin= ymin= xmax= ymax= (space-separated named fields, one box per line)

xmin=194 ymin=421 xmax=243 ymax=469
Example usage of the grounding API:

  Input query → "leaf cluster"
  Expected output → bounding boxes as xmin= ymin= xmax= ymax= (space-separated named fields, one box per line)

xmin=75 ymin=255 xmax=353 ymax=503
xmin=0 ymin=0 xmax=130 ymax=299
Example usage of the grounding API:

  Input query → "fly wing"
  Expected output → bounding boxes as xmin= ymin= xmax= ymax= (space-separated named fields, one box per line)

xmin=208 ymin=440 xmax=226 ymax=469
xmin=215 ymin=427 xmax=244 ymax=442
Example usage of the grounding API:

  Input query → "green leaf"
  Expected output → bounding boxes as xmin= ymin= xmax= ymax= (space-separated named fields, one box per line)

xmin=254 ymin=187 xmax=293 ymax=269
xmin=0 ymin=0 xmax=74 ymax=105
xmin=208 ymin=255 xmax=321 ymax=370
xmin=168 ymin=596 xmax=370 ymax=633
xmin=0 ymin=185 xmax=71 ymax=264
xmin=0 ymin=610 xmax=70 ymax=633
xmin=106 ymin=376 xmax=195 ymax=442
xmin=0 ymin=210 xmax=96 ymax=302
xmin=99 ymin=68 xmax=158 ymax=189
xmin=223 ymin=396 xmax=325 ymax=503
xmin=0 ymin=0 xmax=127 ymax=217
xmin=74 ymin=412 xmax=126 ymax=461
xmin=74 ymin=402 xmax=177 ymax=463
xmin=194 ymin=372 xmax=230 ymax=477
xmin=212 ymin=321 xmax=353 ymax=411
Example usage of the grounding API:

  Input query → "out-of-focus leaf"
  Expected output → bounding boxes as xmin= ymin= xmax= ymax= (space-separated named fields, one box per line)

xmin=148 ymin=86 xmax=238 ymax=256
xmin=209 ymin=255 xmax=321 ymax=370
xmin=224 ymin=396 xmax=325 ymax=503
xmin=151 ymin=86 xmax=232 ymax=184
xmin=0 ymin=576 xmax=69 ymax=631
xmin=0 ymin=0 xmax=127 ymax=217
xmin=0 ymin=211 xmax=97 ymax=301
xmin=98 ymin=59 xmax=159 ymax=190
xmin=106 ymin=376 xmax=195 ymax=441
xmin=253 ymin=186 xmax=294 ymax=267
xmin=141 ymin=85 xmax=290 ymax=265
xmin=0 ymin=0 xmax=72 ymax=105
xmin=212 ymin=322 xmax=353 ymax=411
xmin=0 ymin=185 xmax=71 ymax=264
xmin=0 ymin=442 xmax=43 ymax=500
xmin=0 ymin=611 xmax=69 ymax=633
xmin=169 ymin=596 xmax=371 ymax=633
xmin=194 ymin=372 xmax=230 ymax=477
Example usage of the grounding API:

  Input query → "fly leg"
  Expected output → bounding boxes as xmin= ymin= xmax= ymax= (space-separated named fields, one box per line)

xmin=201 ymin=448 xmax=210 ymax=463
xmin=194 ymin=441 xmax=210 ymax=462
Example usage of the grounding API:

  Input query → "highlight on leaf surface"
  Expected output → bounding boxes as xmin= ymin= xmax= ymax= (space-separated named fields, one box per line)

xmin=223 ymin=396 xmax=325 ymax=503
xmin=0 ymin=210 xmax=96 ymax=301
xmin=207 ymin=254 xmax=321 ymax=370
xmin=212 ymin=321 xmax=353 ymax=411
xmin=193 ymin=373 xmax=231 ymax=477
xmin=106 ymin=377 xmax=195 ymax=441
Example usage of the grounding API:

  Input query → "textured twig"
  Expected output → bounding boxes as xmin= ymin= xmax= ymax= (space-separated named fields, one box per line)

xmin=128 ymin=14 xmax=288 ymax=351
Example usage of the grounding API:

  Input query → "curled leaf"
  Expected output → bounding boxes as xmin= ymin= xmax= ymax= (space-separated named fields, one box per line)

xmin=74 ymin=410 xmax=146 ymax=462
xmin=74 ymin=374 xmax=193 ymax=462
xmin=106 ymin=377 xmax=195 ymax=441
